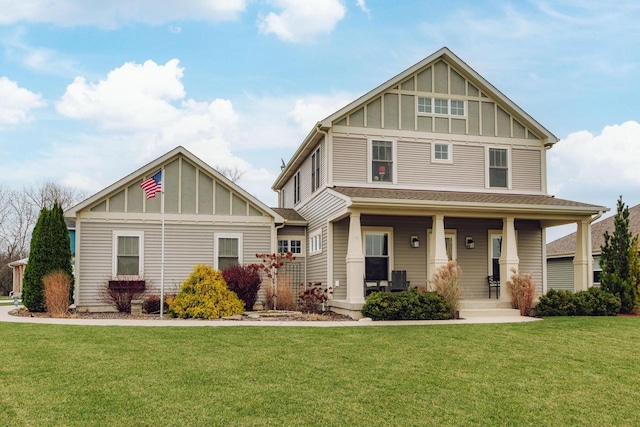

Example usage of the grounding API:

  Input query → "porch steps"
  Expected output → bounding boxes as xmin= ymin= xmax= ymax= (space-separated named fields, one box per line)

xmin=458 ymin=300 xmax=521 ymax=319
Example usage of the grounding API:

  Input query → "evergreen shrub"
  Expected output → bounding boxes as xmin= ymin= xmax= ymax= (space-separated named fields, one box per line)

xmin=361 ymin=288 xmax=452 ymax=321
xmin=536 ymin=287 xmax=620 ymax=317
xmin=169 ymin=265 xmax=244 ymax=319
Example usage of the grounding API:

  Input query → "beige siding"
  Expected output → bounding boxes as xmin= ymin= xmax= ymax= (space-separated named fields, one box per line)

xmin=332 ymin=218 xmax=349 ymax=300
xmin=109 ymin=190 xmax=125 ymax=212
xmin=512 ymin=148 xmax=542 ymax=192
xmin=401 ymin=94 xmax=415 ymax=130
xmin=333 ymin=136 xmax=367 ymax=183
xmin=516 ymin=220 xmax=544 ymax=295
xmin=181 ymin=160 xmax=197 ymax=214
xmin=384 ymin=93 xmax=399 ymax=129
xmin=367 ymin=97 xmax=381 ymax=128
xmin=547 ymin=258 xmax=574 ymax=291
xmin=77 ymin=220 xmax=272 ymax=308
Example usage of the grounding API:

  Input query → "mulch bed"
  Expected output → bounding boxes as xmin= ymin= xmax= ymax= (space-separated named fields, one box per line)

xmin=9 ymin=307 xmax=354 ymax=322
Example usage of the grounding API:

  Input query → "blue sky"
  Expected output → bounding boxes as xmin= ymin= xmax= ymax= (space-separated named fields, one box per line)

xmin=1 ymin=0 xmax=639 ymax=242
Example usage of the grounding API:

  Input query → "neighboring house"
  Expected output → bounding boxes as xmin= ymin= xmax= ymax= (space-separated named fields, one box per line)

xmin=547 ymin=204 xmax=640 ymax=291
xmin=272 ymin=47 xmax=606 ymax=317
xmin=8 ymin=257 xmax=28 ymax=298
xmin=64 ymin=147 xmax=291 ymax=311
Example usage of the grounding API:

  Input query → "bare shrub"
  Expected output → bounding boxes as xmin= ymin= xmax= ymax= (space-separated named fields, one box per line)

xmin=506 ymin=268 xmax=536 ymax=316
xmin=429 ymin=261 xmax=462 ymax=318
xmin=99 ymin=277 xmax=146 ymax=313
xmin=43 ymin=270 xmax=70 ymax=317
xmin=263 ymin=273 xmax=297 ymax=311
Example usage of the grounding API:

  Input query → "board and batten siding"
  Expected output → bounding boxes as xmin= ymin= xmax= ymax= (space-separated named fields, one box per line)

xmin=77 ymin=221 xmax=272 ymax=308
xmin=296 ymin=190 xmax=347 ymax=288
xmin=512 ymin=148 xmax=542 ymax=192
xmin=547 ymin=258 xmax=575 ymax=291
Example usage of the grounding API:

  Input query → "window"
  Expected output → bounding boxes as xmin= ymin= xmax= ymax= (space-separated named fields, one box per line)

xmin=311 ymin=147 xmax=321 ymax=192
xmin=434 ymin=98 xmax=448 ymax=114
xmin=432 ymin=142 xmax=451 ymax=162
xmin=365 ymin=232 xmax=390 ymax=281
xmin=309 ymin=230 xmax=322 ymax=255
xmin=451 ymin=100 xmax=465 ymax=116
xmin=418 ymin=97 xmax=432 ymax=113
xmin=113 ymin=231 xmax=143 ymax=277
xmin=371 ymin=140 xmax=393 ymax=183
xmin=489 ymin=232 xmax=502 ymax=279
xmin=215 ymin=234 xmax=242 ymax=270
xmin=277 ymin=239 xmax=303 ymax=254
xmin=489 ymin=148 xmax=508 ymax=188
xmin=293 ymin=171 xmax=300 ymax=204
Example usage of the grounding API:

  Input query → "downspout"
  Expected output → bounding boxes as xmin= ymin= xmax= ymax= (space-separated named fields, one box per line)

xmin=315 ymin=124 xmax=330 ymax=292
xmin=586 ymin=210 xmax=605 ymax=288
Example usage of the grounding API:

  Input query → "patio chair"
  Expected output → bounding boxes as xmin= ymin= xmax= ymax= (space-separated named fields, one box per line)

xmin=364 ymin=278 xmax=381 ymax=297
xmin=487 ymin=275 xmax=500 ymax=299
xmin=389 ymin=270 xmax=410 ymax=292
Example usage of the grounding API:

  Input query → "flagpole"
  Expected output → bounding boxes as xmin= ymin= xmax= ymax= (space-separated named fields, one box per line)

xmin=160 ymin=169 xmax=165 ymax=319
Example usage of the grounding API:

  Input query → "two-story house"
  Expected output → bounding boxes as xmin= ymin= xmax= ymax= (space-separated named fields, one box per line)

xmin=273 ymin=47 xmax=606 ymax=317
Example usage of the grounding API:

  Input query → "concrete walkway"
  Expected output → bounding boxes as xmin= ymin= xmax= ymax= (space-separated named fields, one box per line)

xmin=0 ymin=305 xmax=540 ymax=327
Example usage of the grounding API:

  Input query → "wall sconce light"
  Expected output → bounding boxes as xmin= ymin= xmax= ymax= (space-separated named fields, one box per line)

xmin=410 ymin=235 xmax=420 ymax=248
xmin=465 ymin=236 xmax=475 ymax=249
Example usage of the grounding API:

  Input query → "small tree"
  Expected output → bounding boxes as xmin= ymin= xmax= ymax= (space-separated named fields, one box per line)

xmin=600 ymin=197 xmax=640 ymax=313
xmin=22 ymin=203 xmax=74 ymax=312
xmin=255 ymin=252 xmax=295 ymax=310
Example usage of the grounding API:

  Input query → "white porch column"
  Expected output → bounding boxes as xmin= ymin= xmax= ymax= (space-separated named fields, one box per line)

xmin=345 ymin=212 xmax=366 ymax=304
xmin=573 ymin=218 xmax=592 ymax=291
xmin=428 ymin=214 xmax=449 ymax=280
xmin=499 ymin=216 xmax=519 ymax=302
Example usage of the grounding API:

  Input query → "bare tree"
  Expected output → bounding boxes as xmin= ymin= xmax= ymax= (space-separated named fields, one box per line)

xmin=215 ymin=165 xmax=244 ymax=183
xmin=24 ymin=180 xmax=86 ymax=211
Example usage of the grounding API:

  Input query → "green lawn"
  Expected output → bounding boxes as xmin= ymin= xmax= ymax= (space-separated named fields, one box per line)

xmin=1 ymin=317 xmax=639 ymax=426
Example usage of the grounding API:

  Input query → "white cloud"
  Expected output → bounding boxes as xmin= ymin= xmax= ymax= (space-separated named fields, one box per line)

xmin=548 ymin=120 xmax=640 ymax=210
xmin=356 ymin=0 xmax=370 ymax=17
xmin=0 ymin=76 xmax=46 ymax=126
xmin=288 ymin=93 xmax=354 ymax=131
xmin=0 ymin=0 xmax=246 ymax=27
xmin=258 ymin=0 xmax=346 ymax=43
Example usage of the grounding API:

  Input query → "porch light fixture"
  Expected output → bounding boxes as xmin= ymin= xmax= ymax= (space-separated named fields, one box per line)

xmin=410 ymin=235 xmax=420 ymax=248
xmin=465 ymin=236 xmax=475 ymax=249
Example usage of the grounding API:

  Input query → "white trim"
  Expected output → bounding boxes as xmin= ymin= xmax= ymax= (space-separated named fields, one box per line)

xmin=112 ymin=230 xmax=144 ymax=278
xmin=486 ymin=146 xmax=512 ymax=189
xmin=277 ymin=236 xmax=306 ymax=256
xmin=426 ymin=228 xmax=457 ymax=278
xmin=367 ymin=137 xmax=397 ymax=184
xmin=362 ymin=226 xmax=394 ymax=280
xmin=431 ymin=141 xmax=453 ymax=164
xmin=488 ymin=230 xmax=502 ymax=277
xmin=214 ymin=233 xmax=243 ymax=269
xmin=309 ymin=229 xmax=323 ymax=255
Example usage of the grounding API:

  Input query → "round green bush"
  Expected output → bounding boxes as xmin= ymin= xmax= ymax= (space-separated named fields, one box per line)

xmin=536 ymin=287 xmax=620 ymax=317
xmin=169 ymin=265 xmax=245 ymax=319
xmin=362 ymin=289 xmax=452 ymax=321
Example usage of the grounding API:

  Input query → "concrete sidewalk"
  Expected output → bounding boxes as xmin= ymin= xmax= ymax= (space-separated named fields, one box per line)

xmin=0 ymin=305 xmax=540 ymax=327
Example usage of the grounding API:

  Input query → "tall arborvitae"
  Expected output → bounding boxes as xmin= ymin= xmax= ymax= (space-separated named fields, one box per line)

xmin=600 ymin=197 xmax=640 ymax=313
xmin=21 ymin=203 xmax=74 ymax=312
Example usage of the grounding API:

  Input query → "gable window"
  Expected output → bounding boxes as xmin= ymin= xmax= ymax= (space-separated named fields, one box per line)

xmin=434 ymin=98 xmax=448 ymax=114
xmin=113 ymin=231 xmax=143 ymax=277
xmin=309 ymin=229 xmax=322 ymax=255
xmin=489 ymin=148 xmax=508 ymax=188
xmin=432 ymin=142 xmax=452 ymax=163
xmin=293 ymin=171 xmax=300 ymax=204
xmin=450 ymin=100 xmax=465 ymax=116
xmin=311 ymin=147 xmax=321 ymax=192
xmin=215 ymin=234 xmax=243 ymax=270
xmin=371 ymin=140 xmax=394 ymax=183
xmin=418 ymin=97 xmax=432 ymax=113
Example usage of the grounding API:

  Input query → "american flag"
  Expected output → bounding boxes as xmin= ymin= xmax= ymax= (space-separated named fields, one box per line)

xmin=140 ymin=170 xmax=162 ymax=199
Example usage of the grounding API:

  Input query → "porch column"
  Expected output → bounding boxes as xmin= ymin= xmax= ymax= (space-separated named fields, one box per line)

xmin=345 ymin=212 xmax=365 ymax=304
xmin=428 ymin=214 xmax=449 ymax=280
xmin=499 ymin=216 xmax=519 ymax=302
xmin=573 ymin=218 xmax=592 ymax=291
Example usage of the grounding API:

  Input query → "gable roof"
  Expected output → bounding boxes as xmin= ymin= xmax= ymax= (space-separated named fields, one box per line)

xmin=65 ymin=146 xmax=284 ymax=223
xmin=547 ymin=204 xmax=640 ymax=256
xmin=274 ymin=47 xmax=558 ymax=190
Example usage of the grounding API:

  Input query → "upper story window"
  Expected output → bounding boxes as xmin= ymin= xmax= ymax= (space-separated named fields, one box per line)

xmin=489 ymin=148 xmax=508 ymax=188
xmin=418 ymin=97 xmax=465 ymax=117
xmin=311 ymin=147 xmax=321 ymax=192
xmin=371 ymin=140 xmax=394 ymax=183
xmin=293 ymin=171 xmax=300 ymax=204
xmin=278 ymin=238 xmax=303 ymax=255
xmin=113 ymin=231 xmax=143 ymax=277
xmin=432 ymin=142 xmax=452 ymax=163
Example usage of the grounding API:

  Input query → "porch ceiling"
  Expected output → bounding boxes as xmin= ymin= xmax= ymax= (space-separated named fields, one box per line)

xmin=331 ymin=187 xmax=607 ymax=221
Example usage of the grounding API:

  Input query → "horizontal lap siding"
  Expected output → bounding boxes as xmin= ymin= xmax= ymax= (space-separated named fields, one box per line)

xmin=332 ymin=218 xmax=349 ymax=300
xmin=547 ymin=258 xmax=574 ymax=291
xmin=333 ymin=137 xmax=367 ymax=182
xmin=516 ymin=221 xmax=543 ymax=295
xmin=512 ymin=148 xmax=542 ymax=192
xmin=77 ymin=221 xmax=272 ymax=308
xmin=297 ymin=191 xmax=347 ymax=288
